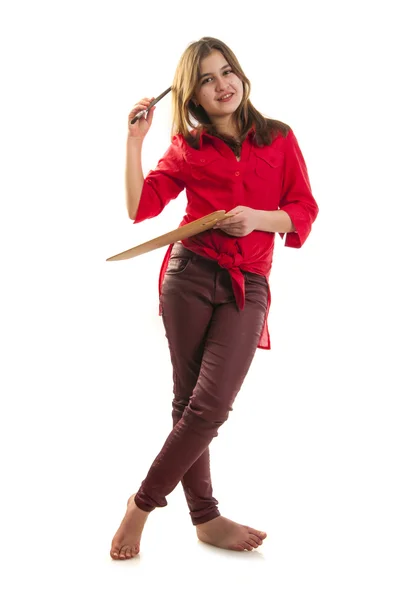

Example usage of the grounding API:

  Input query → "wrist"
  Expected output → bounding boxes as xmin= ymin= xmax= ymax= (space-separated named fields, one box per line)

xmin=255 ymin=209 xmax=268 ymax=231
xmin=127 ymin=135 xmax=144 ymax=146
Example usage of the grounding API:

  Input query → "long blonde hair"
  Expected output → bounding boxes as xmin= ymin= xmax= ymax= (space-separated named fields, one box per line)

xmin=171 ymin=37 xmax=290 ymax=147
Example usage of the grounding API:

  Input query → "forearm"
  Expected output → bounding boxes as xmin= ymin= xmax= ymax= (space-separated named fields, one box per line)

xmin=255 ymin=209 xmax=296 ymax=233
xmin=125 ymin=137 xmax=145 ymax=220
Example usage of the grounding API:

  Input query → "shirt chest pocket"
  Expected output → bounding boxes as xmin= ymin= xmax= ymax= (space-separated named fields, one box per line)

xmin=187 ymin=155 xmax=225 ymax=183
xmin=254 ymin=149 xmax=284 ymax=180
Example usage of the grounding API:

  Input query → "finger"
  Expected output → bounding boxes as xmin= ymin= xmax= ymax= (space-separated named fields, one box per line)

xmin=137 ymin=97 xmax=156 ymax=114
xmin=217 ymin=216 xmax=236 ymax=225
xmin=145 ymin=96 xmax=157 ymax=109
xmin=225 ymin=208 xmax=244 ymax=217
xmin=146 ymin=105 xmax=156 ymax=126
xmin=221 ymin=216 xmax=242 ymax=225
xmin=130 ymin=102 xmax=152 ymax=114
xmin=219 ymin=223 xmax=241 ymax=232
xmin=129 ymin=111 xmax=145 ymax=124
xmin=129 ymin=98 xmax=155 ymax=115
xmin=222 ymin=228 xmax=244 ymax=237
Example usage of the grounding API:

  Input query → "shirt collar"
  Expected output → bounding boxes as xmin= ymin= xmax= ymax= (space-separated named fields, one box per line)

xmin=194 ymin=125 xmax=256 ymax=150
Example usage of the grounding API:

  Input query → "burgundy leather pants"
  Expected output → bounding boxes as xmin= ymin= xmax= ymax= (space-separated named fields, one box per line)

xmin=134 ymin=243 xmax=269 ymax=525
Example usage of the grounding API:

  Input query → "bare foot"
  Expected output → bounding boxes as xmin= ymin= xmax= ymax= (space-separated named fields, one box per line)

xmin=110 ymin=494 xmax=150 ymax=560
xmin=196 ymin=516 xmax=267 ymax=551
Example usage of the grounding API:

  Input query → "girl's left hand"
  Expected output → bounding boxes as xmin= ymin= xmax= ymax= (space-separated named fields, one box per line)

xmin=213 ymin=206 xmax=258 ymax=237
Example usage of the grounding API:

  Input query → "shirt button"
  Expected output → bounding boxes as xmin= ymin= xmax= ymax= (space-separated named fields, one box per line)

xmin=200 ymin=159 xmax=206 ymax=163
xmin=235 ymin=171 xmax=240 ymax=176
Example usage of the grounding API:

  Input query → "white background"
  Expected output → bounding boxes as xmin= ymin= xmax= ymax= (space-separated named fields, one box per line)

xmin=1 ymin=0 xmax=397 ymax=598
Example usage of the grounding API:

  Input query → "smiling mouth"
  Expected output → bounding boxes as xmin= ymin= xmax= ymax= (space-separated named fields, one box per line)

xmin=217 ymin=93 xmax=234 ymax=102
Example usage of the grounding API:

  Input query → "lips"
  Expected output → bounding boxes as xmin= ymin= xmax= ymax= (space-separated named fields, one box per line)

xmin=217 ymin=93 xmax=234 ymax=102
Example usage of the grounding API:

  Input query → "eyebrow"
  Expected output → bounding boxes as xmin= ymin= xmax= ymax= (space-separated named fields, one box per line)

xmin=199 ymin=64 xmax=231 ymax=79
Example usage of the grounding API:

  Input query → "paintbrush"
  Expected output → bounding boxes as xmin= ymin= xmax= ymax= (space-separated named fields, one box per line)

xmin=130 ymin=86 xmax=172 ymax=124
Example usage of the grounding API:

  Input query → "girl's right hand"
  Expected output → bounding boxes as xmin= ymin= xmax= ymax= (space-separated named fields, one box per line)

xmin=127 ymin=97 xmax=156 ymax=139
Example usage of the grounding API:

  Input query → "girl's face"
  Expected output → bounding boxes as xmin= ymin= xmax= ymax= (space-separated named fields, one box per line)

xmin=193 ymin=50 xmax=243 ymax=124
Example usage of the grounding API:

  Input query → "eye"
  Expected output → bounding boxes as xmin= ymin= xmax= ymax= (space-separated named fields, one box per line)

xmin=200 ymin=69 xmax=233 ymax=85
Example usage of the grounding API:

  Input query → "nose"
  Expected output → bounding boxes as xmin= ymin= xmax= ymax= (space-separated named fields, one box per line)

xmin=214 ymin=77 xmax=226 ymax=92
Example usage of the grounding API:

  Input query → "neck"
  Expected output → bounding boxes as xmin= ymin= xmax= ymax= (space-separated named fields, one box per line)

xmin=211 ymin=115 xmax=238 ymax=138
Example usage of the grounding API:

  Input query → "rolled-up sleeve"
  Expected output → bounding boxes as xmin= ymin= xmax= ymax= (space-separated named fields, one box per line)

xmin=134 ymin=136 xmax=186 ymax=224
xmin=278 ymin=129 xmax=319 ymax=248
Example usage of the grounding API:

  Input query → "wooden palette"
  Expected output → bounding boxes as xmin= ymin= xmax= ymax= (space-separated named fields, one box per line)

xmin=106 ymin=210 xmax=228 ymax=261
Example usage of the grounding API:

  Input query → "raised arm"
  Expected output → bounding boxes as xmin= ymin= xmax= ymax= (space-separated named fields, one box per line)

xmin=125 ymin=97 xmax=185 ymax=224
xmin=125 ymin=97 xmax=156 ymax=220
xmin=132 ymin=137 xmax=186 ymax=224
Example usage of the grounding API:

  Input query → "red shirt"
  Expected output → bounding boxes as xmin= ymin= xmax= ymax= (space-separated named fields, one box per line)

xmin=134 ymin=127 xmax=319 ymax=349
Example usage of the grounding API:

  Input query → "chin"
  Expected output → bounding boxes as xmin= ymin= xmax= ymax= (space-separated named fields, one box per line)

xmin=213 ymin=100 xmax=240 ymax=115
xmin=218 ymin=105 xmax=240 ymax=116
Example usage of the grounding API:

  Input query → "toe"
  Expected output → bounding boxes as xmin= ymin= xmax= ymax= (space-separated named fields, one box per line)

xmin=241 ymin=542 xmax=254 ymax=551
xmin=230 ymin=543 xmax=245 ymax=551
xmin=119 ymin=546 xmax=128 ymax=559
xmin=249 ymin=528 xmax=267 ymax=540
xmin=248 ymin=536 xmax=260 ymax=548
xmin=125 ymin=547 xmax=132 ymax=559
xmin=249 ymin=533 xmax=263 ymax=545
xmin=110 ymin=547 xmax=120 ymax=560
